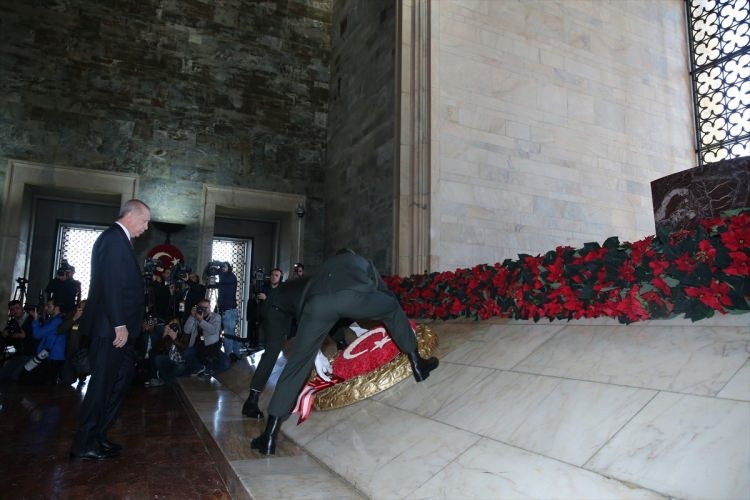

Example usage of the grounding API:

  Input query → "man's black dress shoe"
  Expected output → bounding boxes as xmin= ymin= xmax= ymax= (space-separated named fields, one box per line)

xmin=99 ymin=439 xmax=123 ymax=453
xmin=69 ymin=447 xmax=119 ymax=460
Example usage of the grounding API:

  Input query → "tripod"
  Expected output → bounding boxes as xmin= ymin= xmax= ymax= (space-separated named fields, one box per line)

xmin=2 ymin=278 xmax=28 ymax=362
xmin=12 ymin=278 xmax=28 ymax=306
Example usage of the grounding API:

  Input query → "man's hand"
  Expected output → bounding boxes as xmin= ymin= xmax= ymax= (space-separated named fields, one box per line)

xmin=113 ymin=325 xmax=129 ymax=348
xmin=314 ymin=350 xmax=332 ymax=382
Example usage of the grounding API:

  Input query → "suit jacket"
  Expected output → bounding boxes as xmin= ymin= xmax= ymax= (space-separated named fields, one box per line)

xmin=78 ymin=224 xmax=144 ymax=342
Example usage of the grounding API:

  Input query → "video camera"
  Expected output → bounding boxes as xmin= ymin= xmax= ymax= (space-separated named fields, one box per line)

xmin=143 ymin=258 xmax=160 ymax=279
xmin=252 ymin=266 xmax=269 ymax=296
xmin=203 ymin=260 xmax=224 ymax=277
xmin=170 ymin=262 xmax=190 ymax=283
xmin=202 ymin=260 xmax=225 ymax=288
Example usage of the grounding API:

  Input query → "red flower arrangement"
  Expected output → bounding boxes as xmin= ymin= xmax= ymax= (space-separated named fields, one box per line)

xmin=384 ymin=209 xmax=750 ymax=324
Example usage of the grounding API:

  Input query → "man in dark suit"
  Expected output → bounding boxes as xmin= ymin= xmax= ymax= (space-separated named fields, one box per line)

xmin=70 ymin=199 xmax=151 ymax=460
xmin=250 ymin=249 xmax=439 ymax=455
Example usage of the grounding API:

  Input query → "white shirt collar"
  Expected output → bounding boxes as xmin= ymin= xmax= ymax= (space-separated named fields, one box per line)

xmin=115 ymin=221 xmax=131 ymax=240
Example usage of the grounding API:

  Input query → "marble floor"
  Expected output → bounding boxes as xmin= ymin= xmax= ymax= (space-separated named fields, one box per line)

xmin=182 ymin=314 xmax=749 ymax=500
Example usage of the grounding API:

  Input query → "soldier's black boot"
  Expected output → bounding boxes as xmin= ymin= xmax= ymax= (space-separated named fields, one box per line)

xmin=250 ymin=416 xmax=282 ymax=455
xmin=407 ymin=350 xmax=439 ymax=382
xmin=242 ymin=389 xmax=264 ymax=420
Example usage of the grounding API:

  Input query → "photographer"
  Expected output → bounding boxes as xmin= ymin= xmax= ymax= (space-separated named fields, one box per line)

xmin=247 ymin=268 xmax=283 ymax=348
xmin=150 ymin=269 xmax=179 ymax=322
xmin=181 ymin=273 xmax=206 ymax=325
xmin=291 ymin=262 xmax=305 ymax=279
xmin=183 ymin=299 xmax=224 ymax=377
xmin=45 ymin=261 xmax=78 ymax=313
xmin=148 ymin=317 xmax=190 ymax=386
xmin=0 ymin=300 xmax=36 ymax=381
xmin=20 ymin=298 xmax=66 ymax=385
xmin=217 ymin=262 xmax=241 ymax=361
xmin=3 ymin=299 xmax=35 ymax=356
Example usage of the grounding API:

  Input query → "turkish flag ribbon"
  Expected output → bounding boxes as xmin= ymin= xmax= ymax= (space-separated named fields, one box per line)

xmin=292 ymin=375 xmax=344 ymax=425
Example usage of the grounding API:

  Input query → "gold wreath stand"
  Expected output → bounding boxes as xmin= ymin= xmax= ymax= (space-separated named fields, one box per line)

xmin=312 ymin=324 xmax=439 ymax=411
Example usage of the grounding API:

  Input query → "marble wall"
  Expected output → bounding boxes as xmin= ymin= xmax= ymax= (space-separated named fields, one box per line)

xmin=430 ymin=0 xmax=695 ymax=271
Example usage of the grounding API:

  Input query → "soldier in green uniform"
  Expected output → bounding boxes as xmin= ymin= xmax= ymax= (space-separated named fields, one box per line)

xmin=250 ymin=249 xmax=439 ymax=455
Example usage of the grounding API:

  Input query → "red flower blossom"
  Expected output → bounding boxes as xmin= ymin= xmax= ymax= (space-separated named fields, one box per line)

xmin=695 ymin=240 xmax=716 ymax=265
xmin=615 ymin=286 xmax=651 ymax=322
xmin=629 ymin=236 xmax=655 ymax=262
xmin=674 ymin=252 xmax=697 ymax=273
xmin=684 ymin=280 xmax=733 ymax=313
xmin=449 ymin=298 xmax=464 ymax=316
xmin=649 ymin=258 xmax=670 ymax=276
xmin=729 ymin=212 xmax=750 ymax=231
xmin=720 ymin=228 xmax=749 ymax=252
xmin=651 ymin=277 xmax=672 ymax=296
xmin=699 ymin=217 xmax=726 ymax=232
xmin=725 ymin=251 xmax=750 ymax=277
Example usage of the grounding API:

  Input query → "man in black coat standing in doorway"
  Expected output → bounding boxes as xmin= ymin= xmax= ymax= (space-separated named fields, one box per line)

xmin=70 ymin=199 xmax=151 ymax=460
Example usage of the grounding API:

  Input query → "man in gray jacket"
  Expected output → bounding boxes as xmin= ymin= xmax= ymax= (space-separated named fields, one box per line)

xmin=183 ymin=298 xmax=222 ymax=376
xmin=251 ymin=249 xmax=439 ymax=455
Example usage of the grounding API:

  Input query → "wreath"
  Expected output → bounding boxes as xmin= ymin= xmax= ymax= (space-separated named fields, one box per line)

xmin=292 ymin=324 xmax=439 ymax=423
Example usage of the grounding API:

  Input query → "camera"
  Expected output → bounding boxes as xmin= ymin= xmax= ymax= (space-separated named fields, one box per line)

xmin=144 ymin=314 xmax=159 ymax=328
xmin=5 ymin=318 xmax=21 ymax=335
xmin=24 ymin=348 xmax=49 ymax=371
xmin=204 ymin=261 xmax=224 ymax=277
xmin=168 ymin=323 xmax=180 ymax=333
xmin=195 ymin=305 xmax=206 ymax=315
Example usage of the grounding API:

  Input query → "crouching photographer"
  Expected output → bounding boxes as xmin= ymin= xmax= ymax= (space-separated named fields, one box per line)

xmin=147 ymin=317 xmax=190 ymax=386
xmin=182 ymin=299 xmax=227 ymax=377
xmin=19 ymin=298 xmax=66 ymax=385
xmin=0 ymin=299 xmax=36 ymax=381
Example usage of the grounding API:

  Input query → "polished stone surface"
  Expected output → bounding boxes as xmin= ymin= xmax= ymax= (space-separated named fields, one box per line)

xmin=0 ymin=380 xmax=230 ymax=498
xmin=2 ymin=313 xmax=748 ymax=499
xmin=208 ymin=314 xmax=747 ymax=500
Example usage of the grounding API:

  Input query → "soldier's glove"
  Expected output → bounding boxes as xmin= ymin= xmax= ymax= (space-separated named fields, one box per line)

xmin=314 ymin=350 xmax=332 ymax=382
